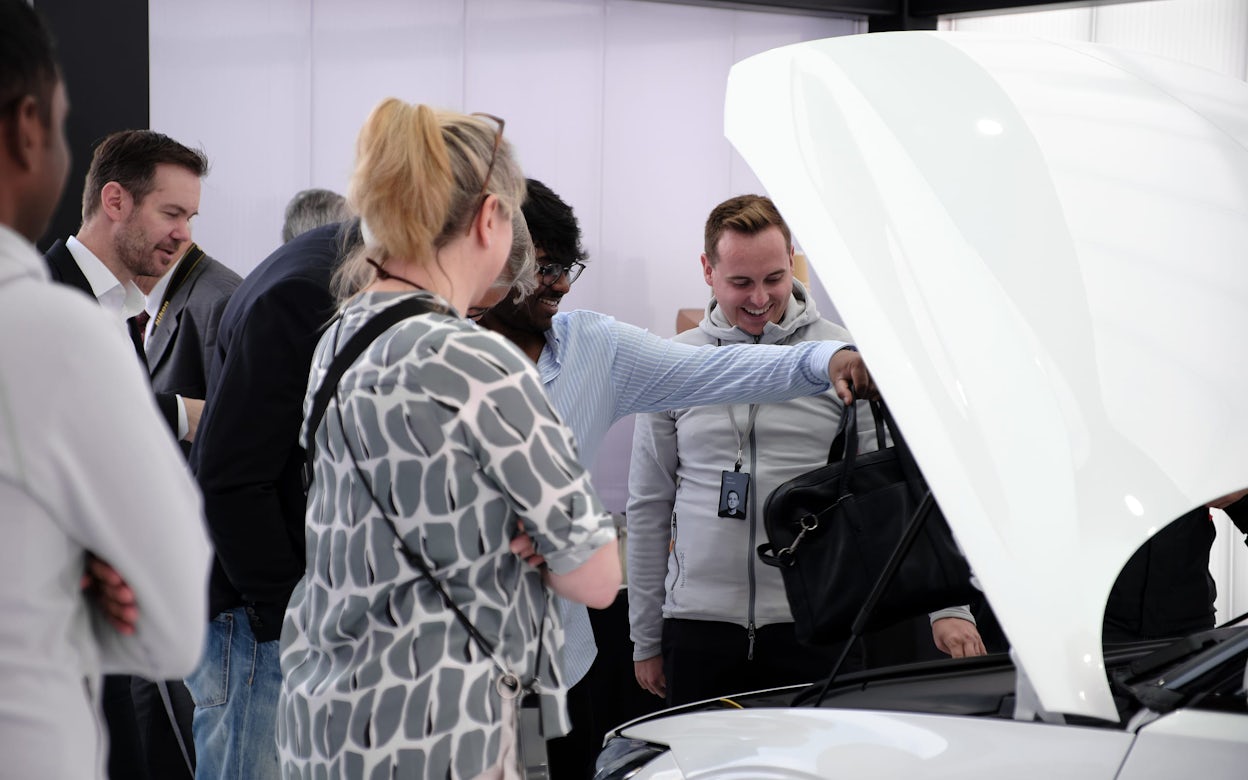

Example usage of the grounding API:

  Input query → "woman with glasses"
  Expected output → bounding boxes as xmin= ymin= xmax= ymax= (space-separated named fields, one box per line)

xmin=276 ymin=99 xmax=621 ymax=779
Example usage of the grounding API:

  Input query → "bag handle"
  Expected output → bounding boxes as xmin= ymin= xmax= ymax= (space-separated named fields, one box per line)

xmin=875 ymin=401 xmax=925 ymax=505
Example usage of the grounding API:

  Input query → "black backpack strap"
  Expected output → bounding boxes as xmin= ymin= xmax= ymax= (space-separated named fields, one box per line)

xmin=302 ymin=297 xmax=435 ymax=491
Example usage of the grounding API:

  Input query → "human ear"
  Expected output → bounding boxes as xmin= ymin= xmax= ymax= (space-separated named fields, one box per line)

xmin=701 ymin=253 xmax=715 ymax=287
xmin=100 ymin=181 xmax=130 ymax=221
xmin=5 ymin=96 xmax=43 ymax=172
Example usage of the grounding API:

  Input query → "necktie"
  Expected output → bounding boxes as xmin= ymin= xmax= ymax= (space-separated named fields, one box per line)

xmin=130 ymin=310 xmax=151 ymax=345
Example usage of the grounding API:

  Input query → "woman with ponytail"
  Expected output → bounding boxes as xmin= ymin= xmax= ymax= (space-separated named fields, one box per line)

xmin=276 ymin=100 xmax=620 ymax=779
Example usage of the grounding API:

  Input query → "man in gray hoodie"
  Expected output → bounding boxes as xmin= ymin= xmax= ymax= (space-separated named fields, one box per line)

xmin=628 ymin=195 xmax=984 ymax=705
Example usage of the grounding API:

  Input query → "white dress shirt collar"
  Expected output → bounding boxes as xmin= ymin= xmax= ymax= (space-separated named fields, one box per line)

xmin=66 ymin=235 xmax=146 ymax=321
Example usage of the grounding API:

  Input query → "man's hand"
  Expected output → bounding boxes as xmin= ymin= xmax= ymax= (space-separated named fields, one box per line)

xmin=827 ymin=348 xmax=876 ymax=405
xmin=81 ymin=555 xmax=138 ymax=635
xmin=182 ymin=397 xmax=205 ymax=443
xmin=509 ymin=521 xmax=545 ymax=568
xmin=634 ymin=655 xmax=667 ymax=699
xmin=932 ymin=617 xmax=986 ymax=658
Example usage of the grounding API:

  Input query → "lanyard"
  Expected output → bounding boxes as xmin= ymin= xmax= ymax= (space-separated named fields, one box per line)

xmin=727 ymin=404 xmax=761 ymax=472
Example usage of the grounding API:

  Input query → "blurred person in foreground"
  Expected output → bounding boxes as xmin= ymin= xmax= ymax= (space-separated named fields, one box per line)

xmin=0 ymin=2 xmax=210 ymax=777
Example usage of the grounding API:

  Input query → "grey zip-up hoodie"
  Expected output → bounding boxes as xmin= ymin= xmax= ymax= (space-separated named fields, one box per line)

xmin=627 ymin=281 xmax=877 ymax=661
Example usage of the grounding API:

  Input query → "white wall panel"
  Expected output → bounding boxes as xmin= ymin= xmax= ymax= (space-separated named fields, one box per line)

xmin=1095 ymin=0 xmax=1248 ymax=79
xmin=942 ymin=6 xmax=1093 ymax=38
xmin=465 ymin=0 xmax=606 ymax=273
xmin=598 ymin=0 xmax=734 ymax=337
xmin=151 ymin=0 xmax=313 ymax=271
xmin=310 ymin=0 xmax=468 ymax=195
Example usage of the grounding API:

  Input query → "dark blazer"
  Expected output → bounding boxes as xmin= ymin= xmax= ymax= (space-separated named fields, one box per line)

xmin=45 ymin=238 xmax=179 ymax=431
xmin=191 ymin=222 xmax=358 ymax=641
xmin=145 ymin=245 xmax=242 ymax=400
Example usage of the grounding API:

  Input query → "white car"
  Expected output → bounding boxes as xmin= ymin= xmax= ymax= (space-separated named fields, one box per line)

xmin=596 ymin=31 xmax=1248 ymax=778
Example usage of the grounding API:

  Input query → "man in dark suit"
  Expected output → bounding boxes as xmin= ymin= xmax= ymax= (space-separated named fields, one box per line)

xmin=44 ymin=129 xmax=209 ymax=445
xmin=188 ymin=221 xmax=359 ymax=780
xmin=129 ymin=241 xmax=241 ymax=779
xmin=44 ymin=128 xmax=209 ymax=780
xmin=136 ymin=242 xmax=242 ymax=451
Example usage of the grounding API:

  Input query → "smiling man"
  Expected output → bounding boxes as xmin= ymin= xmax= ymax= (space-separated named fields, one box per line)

xmin=45 ymin=129 xmax=208 ymax=442
xmin=627 ymin=195 xmax=984 ymax=709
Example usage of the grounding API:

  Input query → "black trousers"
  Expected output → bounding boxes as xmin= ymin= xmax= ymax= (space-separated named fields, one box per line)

xmin=546 ymin=592 xmax=664 ymax=780
xmin=102 ymin=674 xmax=148 ymax=780
xmin=131 ymin=677 xmax=196 ymax=778
xmin=661 ymin=618 xmax=861 ymax=707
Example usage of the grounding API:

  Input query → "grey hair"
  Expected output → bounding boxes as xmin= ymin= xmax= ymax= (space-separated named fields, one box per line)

xmin=282 ymin=188 xmax=351 ymax=243
xmin=500 ymin=211 xmax=538 ymax=303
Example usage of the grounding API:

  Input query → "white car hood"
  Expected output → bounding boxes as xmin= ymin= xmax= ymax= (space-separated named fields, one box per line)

xmin=725 ymin=31 xmax=1248 ymax=721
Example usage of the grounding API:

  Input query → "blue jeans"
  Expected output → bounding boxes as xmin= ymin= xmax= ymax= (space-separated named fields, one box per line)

xmin=185 ymin=608 xmax=282 ymax=780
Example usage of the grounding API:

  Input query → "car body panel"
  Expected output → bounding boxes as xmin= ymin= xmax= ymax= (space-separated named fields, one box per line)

xmin=723 ymin=31 xmax=1248 ymax=721
xmin=1123 ymin=710 xmax=1248 ymax=775
xmin=623 ymin=709 xmax=1133 ymax=779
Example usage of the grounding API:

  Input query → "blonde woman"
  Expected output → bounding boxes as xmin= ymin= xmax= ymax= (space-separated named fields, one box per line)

xmin=277 ymin=100 xmax=620 ymax=779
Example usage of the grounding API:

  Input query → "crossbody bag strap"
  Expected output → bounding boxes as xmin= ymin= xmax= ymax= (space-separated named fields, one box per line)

xmin=302 ymin=297 xmax=436 ymax=490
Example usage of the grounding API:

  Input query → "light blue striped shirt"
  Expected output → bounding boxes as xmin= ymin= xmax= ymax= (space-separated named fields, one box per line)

xmin=539 ymin=310 xmax=846 ymax=686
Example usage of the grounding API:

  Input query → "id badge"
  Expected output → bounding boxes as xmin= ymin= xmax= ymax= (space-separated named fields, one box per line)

xmin=718 ymin=470 xmax=750 ymax=519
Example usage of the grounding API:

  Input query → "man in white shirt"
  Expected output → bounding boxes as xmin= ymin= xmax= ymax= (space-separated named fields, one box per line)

xmin=0 ymin=3 xmax=211 ymax=778
xmin=44 ymin=128 xmax=210 ymax=444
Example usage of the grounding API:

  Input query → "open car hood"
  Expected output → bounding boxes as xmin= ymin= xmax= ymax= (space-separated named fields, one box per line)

xmin=725 ymin=31 xmax=1248 ymax=721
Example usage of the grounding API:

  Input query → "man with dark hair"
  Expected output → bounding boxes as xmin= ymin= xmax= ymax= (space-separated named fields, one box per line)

xmin=479 ymin=180 xmax=875 ymax=777
xmin=44 ymin=128 xmax=211 ymax=779
xmin=281 ymin=187 xmax=349 ymax=243
xmin=44 ymin=129 xmax=210 ymax=443
xmin=0 ymin=3 xmax=210 ymax=777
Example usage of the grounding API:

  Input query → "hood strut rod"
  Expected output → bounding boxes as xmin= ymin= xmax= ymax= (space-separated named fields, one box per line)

xmin=810 ymin=491 xmax=939 ymax=708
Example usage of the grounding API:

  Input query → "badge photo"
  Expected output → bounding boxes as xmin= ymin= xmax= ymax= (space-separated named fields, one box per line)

xmin=718 ymin=470 xmax=750 ymax=519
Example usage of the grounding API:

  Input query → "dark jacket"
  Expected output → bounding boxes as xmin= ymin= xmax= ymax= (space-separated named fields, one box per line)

xmin=145 ymin=245 xmax=242 ymax=399
xmin=190 ymin=222 xmax=357 ymax=641
xmin=1104 ymin=499 xmax=1248 ymax=642
xmin=44 ymin=238 xmax=179 ymax=430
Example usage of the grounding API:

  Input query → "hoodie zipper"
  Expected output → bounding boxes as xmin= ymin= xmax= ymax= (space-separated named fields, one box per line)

xmin=746 ymin=410 xmax=759 ymax=661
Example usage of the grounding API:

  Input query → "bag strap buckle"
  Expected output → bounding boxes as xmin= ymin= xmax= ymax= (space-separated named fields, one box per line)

xmin=496 ymin=672 xmax=523 ymax=700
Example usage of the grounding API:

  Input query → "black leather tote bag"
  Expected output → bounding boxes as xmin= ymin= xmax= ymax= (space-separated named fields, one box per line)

xmin=758 ymin=400 xmax=976 ymax=645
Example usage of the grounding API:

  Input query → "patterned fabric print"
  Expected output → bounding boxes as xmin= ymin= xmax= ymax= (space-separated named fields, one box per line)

xmin=277 ymin=292 xmax=616 ymax=780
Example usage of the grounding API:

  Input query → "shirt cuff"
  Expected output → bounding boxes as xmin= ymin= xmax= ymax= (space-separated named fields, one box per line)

xmin=542 ymin=523 xmax=617 ymax=575
xmin=803 ymin=341 xmax=855 ymax=388
xmin=929 ymin=605 xmax=975 ymax=624
xmin=176 ymin=395 xmax=189 ymax=441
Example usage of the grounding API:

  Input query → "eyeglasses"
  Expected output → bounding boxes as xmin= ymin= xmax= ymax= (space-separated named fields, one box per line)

xmin=538 ymin=261 xmax=586 ymax=286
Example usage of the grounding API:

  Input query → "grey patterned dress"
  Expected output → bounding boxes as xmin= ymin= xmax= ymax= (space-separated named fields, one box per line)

xmin=277 ymin=292 xmax=616 ymax=779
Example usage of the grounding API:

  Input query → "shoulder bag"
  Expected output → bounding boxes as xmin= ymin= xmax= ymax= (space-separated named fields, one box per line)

xmin=758 ymin=398 xmax=976 ymax=646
